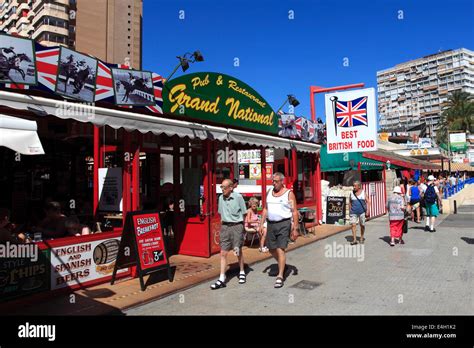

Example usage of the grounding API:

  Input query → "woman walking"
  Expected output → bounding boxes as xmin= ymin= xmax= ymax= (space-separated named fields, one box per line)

xmin=408 ymin=180 xmax=421 ymax=223
xmin=387 ymin=186 xmax=406 ymax=246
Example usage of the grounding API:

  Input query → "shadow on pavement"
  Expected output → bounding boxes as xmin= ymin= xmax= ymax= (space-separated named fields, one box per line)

xmin=0 ymin=287 xmax=125 ymax=315
xmin=261 ymin=263 xmax=298 ymax=281
xmin=461 ymin=237 xmax=474 ymax=245
xmin=379 ymin=236 xmax=392 ymax=245
xmin=145 ymin=266 xmax=177 ymax=288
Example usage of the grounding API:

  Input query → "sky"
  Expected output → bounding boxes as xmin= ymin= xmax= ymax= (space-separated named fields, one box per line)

xmin=143 ymin=0 xmax=474 ymax=122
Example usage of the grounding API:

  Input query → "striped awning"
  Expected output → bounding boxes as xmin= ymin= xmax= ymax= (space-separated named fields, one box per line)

xmin=449 ymin=162 xmax=474 ymax=172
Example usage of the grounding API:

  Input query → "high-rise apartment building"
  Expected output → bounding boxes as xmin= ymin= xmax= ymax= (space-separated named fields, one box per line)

xmin=377 ymin=48 xmax=474 ymax=132
xmin=0 ymin=0 xmax=142 ymax=69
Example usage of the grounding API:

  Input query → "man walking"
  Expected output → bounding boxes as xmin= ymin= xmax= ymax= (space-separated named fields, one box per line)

xmin=259 ymin=172 xmax=299 ymax=288
xmin=210 ymin=179 xmax=247 ymax=289
xmin=421 ymin=175 xmax=442 ymax=232
xmin=349 ymin=181 xmax=370 ymax=245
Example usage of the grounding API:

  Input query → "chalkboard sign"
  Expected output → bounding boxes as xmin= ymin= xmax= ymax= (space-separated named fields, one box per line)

xmin=111 ymin=210 xmax=172 ymax=291
xmin=326 ymin=196 xmax=346 ymax=225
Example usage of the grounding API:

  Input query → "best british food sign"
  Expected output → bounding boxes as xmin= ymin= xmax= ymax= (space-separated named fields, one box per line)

xmin=163 ymin=72 xmax=278 ymax=134
xmin=324 ymin=88 xmax=378 ymax=154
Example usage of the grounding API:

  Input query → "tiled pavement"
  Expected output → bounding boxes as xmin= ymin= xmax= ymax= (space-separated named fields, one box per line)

xmin=0 ymin=223 xmax=349 ymax=315
xmin=126 ymin=205 xmax=474 ymax=315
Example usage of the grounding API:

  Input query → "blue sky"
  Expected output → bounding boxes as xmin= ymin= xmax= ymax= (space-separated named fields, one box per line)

xmin=143 ymin=0 xmax=474 ymax=121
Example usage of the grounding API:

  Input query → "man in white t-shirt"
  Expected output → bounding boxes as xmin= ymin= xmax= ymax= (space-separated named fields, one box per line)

xmin=259 ymin=172 xmax=299 ymax=289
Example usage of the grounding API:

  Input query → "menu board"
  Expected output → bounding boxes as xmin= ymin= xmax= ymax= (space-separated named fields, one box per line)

xmin=112 ymin=210 xmax=172 ymax=290
xmin=326 ymin=196 xmax=346 ymax=225
xmin=132 ymin=213 xmax=168 ymax=270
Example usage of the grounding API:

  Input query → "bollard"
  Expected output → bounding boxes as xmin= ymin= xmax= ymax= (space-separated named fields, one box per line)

xmin=454 ymin=200 xmax=457 ymax=214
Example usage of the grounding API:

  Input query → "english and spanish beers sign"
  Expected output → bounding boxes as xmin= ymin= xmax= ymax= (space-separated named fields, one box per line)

xmin=163 ymin=72 xmax=278 ymax=134
xmin=325 ymin=88 xmax=377 ymax=154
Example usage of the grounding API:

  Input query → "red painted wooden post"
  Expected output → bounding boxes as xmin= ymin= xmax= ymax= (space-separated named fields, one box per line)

xmin=261 ymin=147 xmax=267 ymax=208
xmin=315 ymin=153 xmax=322 ymax=223
xmin=93 ymin=126 xmax=100 ymax=219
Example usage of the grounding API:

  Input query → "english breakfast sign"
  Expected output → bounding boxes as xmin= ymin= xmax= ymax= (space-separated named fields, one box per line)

xmin=163 ymin=72 xmax=278 ymax=134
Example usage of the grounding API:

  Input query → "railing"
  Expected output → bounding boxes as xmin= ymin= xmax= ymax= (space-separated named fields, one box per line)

xmin=442 ymin=179 xmax=470 ymax=199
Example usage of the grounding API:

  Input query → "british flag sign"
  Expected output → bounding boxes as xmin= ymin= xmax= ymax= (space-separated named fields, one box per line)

xmin=335 ymin=96 xmax=368 ymax=128
xmin=325 ymin=88 xmax=377 ymax=154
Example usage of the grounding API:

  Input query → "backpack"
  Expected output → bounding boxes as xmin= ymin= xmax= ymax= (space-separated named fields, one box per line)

xmin=424 ymin=184 xmax=437 ymax=204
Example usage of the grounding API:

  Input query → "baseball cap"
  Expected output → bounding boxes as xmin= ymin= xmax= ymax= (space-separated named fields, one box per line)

xmin=428 ymin=175 xmax=435 ymax=181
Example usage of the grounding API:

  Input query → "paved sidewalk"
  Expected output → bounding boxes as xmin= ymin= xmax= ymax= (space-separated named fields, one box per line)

xmin=0 ymin=223 xmax=350 ymax=315
xmin=126 ymin=206 xmax=473 ymax=315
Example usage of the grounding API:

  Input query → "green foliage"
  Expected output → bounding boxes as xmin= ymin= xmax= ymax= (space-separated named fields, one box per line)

xmin=436 ymin=91 xmax=474 ymax=144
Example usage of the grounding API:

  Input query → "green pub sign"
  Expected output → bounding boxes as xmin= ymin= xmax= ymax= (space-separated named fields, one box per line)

xmin=163 ymin=72 xmax=278 ymax=134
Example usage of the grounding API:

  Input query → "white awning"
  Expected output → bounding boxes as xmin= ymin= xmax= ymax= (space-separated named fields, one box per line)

xmin=228 ymin=129 xmax=320 ymax=153
xmin=0 ymin=114 xmax=45 ymax=155
xmin=0 ymin=90 xmax=320 ymax=153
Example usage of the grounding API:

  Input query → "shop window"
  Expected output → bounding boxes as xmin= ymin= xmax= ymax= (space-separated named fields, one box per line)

xmin=296 ymin=153 xmax=315 ymax=204
xmin=1 ymin=117 xmax=94 ymax=241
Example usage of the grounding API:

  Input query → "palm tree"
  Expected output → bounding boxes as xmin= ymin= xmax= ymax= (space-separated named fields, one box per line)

xmin=436 ymin=90 xmax=474 ymax=144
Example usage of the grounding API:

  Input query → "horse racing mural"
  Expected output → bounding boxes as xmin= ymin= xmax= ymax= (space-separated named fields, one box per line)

xmin=56 ymin=47 xmax=98 ymax=103
xmin=0 ymin=34 xmax=36 ymax=85
xmin=111 ymin=68 xmax=155 ymax=106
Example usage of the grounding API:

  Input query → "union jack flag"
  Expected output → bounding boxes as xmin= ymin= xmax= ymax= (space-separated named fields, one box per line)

xmin=335 ymin=96 xmax=368 ymax=127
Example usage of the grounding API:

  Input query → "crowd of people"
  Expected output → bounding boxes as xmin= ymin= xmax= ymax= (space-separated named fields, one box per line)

xmin=387 ymin=174 xmax=446 ymax=246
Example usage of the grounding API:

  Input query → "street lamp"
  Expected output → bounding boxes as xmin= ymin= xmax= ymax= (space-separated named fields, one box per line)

xmin=166 ymin=50 xmax=204 ymax=82
xmin=277 ymin=94 xmax=300 ymax=114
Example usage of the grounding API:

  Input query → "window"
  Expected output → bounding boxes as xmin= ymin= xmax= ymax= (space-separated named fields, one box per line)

xmin=296 ymin=153 xmax=315 ymax=204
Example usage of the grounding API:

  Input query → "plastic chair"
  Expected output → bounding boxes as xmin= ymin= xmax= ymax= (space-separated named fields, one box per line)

xmin=244 ymin=227 xmax=259 ymax=248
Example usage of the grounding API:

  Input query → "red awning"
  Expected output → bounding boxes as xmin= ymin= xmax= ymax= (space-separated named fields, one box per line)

xmin=363 ymin=150 xmax=440 ymax=170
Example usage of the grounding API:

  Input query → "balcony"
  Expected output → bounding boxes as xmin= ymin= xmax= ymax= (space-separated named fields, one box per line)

xmin=422 ymin=85 xmax=437 ymax=91
xmin=438 ymin=68 xmax=453 ymax=75
xmin=2 ymin=11 xmax=18 ymax=27
xmin=15 ymin=13 xmax=28 ymax=26
xmin=27 ymin=9 xmax=34 ymax=19
xmin=16 ymin=2 xmax=29 ymax=16
xmin=32 ymin=0 xmax=44 ymax=12
xmin=32 ymin=23 xmax=68 ymax=39
xmin=32 ymin=3 xmax=68 ymax=25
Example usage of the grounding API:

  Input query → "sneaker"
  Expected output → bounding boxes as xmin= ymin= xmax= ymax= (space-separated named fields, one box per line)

xmin=424 ymin=226 xmax=430 ymax=231
xmin=430 ymin=228 xmax=436 ymax=233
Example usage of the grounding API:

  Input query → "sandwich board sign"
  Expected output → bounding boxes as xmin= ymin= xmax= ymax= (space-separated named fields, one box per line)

xmin=325 ymin=88 xmax=377 ymax=154
xmin=111 ymin=210 xmax=172 ymax=291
